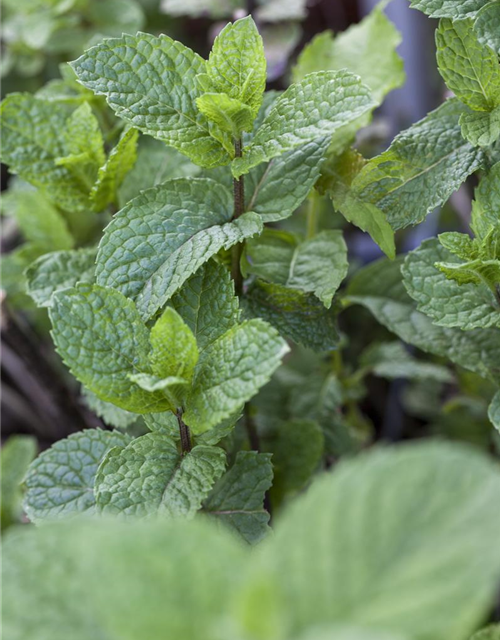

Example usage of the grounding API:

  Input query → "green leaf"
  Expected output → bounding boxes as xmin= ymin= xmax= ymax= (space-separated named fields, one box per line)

xmin=410 ymin=0 xmax=491 ymax=19
xmin=488 ymin=390 xmax=500 ymax=431
xmin=474 ymin=2 xmax=500 ymax=54
xmin=184 ymin=319 xmax=289 ymax=434
xmin=3 ymin=189 xmax=74 ymax=251
xmin=460 ymin=106 xmax=500 ymax=147
xmin=268 ymin=419 xmax=324 ymax=501
xmin=436 ymin=18 xmax=500 ymax=112
xmin=204 ymin=16 xmax=266 ymax=118
xmin=402 ymin=238 xmax=500 ymax=329
xmin=470 ymin=624 xmax=500 ymax=640
xmin=292 ymin=6 xmax=404 ymax=105
xmin=204 ymin=451 xmax=273 ymax=544
xmin=196 ymin=93 xmax=254 ymax=137
xmin=26 ymin=248 xmax=96 ymax=308
xmin=471 ymin=161 xmax=500 ymax=238
xmin=24 ymin=429 xmax=131 ymax=523
xmin=82 ymin=388 xmax=139 ymax=429
xmin=346 ymin=256 xmax=500 ymax=382
xmin=149 ymin=307 xmax=199 ymax=380
xmin=143 ymin=411 xmax=179 ymax=437
xmin=170 ymin=260 xmax=239 ymax=350
xmin=436 ymin=257 xmax=500 ymax=290
xmin=90 ymin=127 xmax=139 ymax=211
xmin=243 ymin=229 xmax=348 ymax=308
xmin=317 ymin=148 xmax=396 ymax=258
xmin=0 ymin=95 xmax=95 ymax=211
xmin=96 ymin=178 xmax=263 ymax=320
xmin=232 ymin=70 xmax=375 ymax=178
xmin=244 ymin=279 xmax=340 ymax=352
xmin=1 ymin=435 xmax=37 ymax=529
xmin=340 ymin=100 xmax=484 ymax=231
xmin=439 ymin=231 xmax=477 ymax=258
xmin=49 ymin=283 xmax=172 ymax=413
xmin=128 ymin=373 xmax=188 ymax=409
xmin=257 ymin=442 xmax=500 ymax=640
xmin=95 ymin=433 xmax=226 ymax=518
xmin=57 ymin=102 xmax=105 ymax=170
xmin=71 ymin=33 xmax=230 ymax=168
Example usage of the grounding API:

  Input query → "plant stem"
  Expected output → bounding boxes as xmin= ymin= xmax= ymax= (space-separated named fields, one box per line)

xmin=231 ymin=138 xmax=245 ymax=295
xmin=306 ymin=190 xmax=320 ymax=239
xmin=176 ymin=409 xmax=192 ymax=454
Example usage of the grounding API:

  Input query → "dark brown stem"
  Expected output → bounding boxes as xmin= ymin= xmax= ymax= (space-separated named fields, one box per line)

xmin=176 ymin=409 xmax=192 ymax=454
xmin=231 ymin=138 xmax=245 ymax=295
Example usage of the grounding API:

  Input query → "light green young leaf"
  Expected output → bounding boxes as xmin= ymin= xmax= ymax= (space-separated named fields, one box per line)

xmin=439 ymin=231 xmax=477 ymax=259
xmin=58 ymin=102 xmax=105 ymax=169
xmin=90 ymin=127 xmax=139 ymax=211
xmin=26 ymin=248 xmax=96 ymax=308
xmin=402 ymin=238 xmax=500 ymax=330
xmin=204 ymin=16 xmax=266 ymax=118
xmin=410 ymin=0 xmax=491 ymax=19
xmin=128 ymin=374 xmax=188 ymax=409
xmin=149 ymin=307 xmax=199 ymax=380
xmin=488 ymin=390 xmax=500 ymax=431
xmin=346 ymin=256 xmax=500 ymax=382
xmin=1 ymin=435 xmax=37 ymax=529
xmin=474 ymin=2 xmax=500 ymax=54
xmin=24 ymin=429 xmax=131 ymax=523
xmin=244 ymin=229 xmax=348 ymax=308
xmin=3 ymin=189 xmax=74 ymax=252
xmin=436 ymin=257 xmax=500 ymax=290
xmin=170 ymin=260 xmax=239 ymax=350
xmin=82 ymin=388 xmax=139 ymax=429
xmin=196 ymin=93 xmax=254 ymax=137
xmin=292 ymin=6 xmax=404 ymax=105
xmin=471 ymin=161 xmax=500 ymax=238
xmin=258 ymin=442 xmax=500 ymax=640
xmin=184 ymin=319 xmax=289 ymax=434
xmin=269 ymin=419 xmax=324 ymax=501
xmin=317 ymin=148 xmax=395 ymax=258
xmin=232 ymin=70 xmax=375 ymax=178
xmin=71 ymin=33 xmax=230 ymax=168
xmin=204 ymin=451 xmax=273 ymax=544
xmin=244 ymin=279 xmax=340 ymax=352
xmin=342 ymin=100 xmax=484 ymax=231
xmin=460 ymin=106 xmax=500 ymax=147
xmin=50 ymin=284 xmax=172 ymax=413
xmin=96 ymin=178 xmax=262 ymax=320
xmin=95 ymin=433 xmax=226 ymax=518
xmin=0 ymin=95 xmax=94 ymax=211
xmin=436 ymin=18 xmax=500 ymax=111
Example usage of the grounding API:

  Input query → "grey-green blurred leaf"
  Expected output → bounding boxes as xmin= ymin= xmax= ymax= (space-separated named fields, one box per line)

xmin=24 ymin=429 xmax=131 ymax=523
xmin=474 ymin=2 xmax=500 ymax=54
xmin=1 ymin=435 xmax=37 ymax=529
xmin=488 ymin=391 xmax=500 ymax=431
xmin=470 ymin=624 xmax=500 ymax=639
xmin=82 ymin=388 xmax=139 ymax=429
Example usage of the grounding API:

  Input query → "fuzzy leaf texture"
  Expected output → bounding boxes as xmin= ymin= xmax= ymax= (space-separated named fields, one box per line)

xmin=96 ymin=178 xmax=262 ymax=320
xmin=95 ymin=433 xmax=226 ymax=518
xmin=71 ymin=33 xmax=231 ymax=168
xmin=474 ymin=2 xmax=500 ymax=55
xmin=410 ymin=0 xmax=491 ymax=19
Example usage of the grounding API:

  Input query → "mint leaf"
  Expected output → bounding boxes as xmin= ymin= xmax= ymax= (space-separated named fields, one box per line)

xmin=293 ymin=6 xmax=404 ymax=105
xmin=474 ymin=2 xmax=500 ymax=55
xmin=472 ymin=161 xmax=500 ymax=238
xmin=90 ymin=127 xmax=139 ymax=211
xmin=204 ymin=450 xmax=273 ymax=544
xmin=170 ymin=260 xmax=239 ymax=350
xmin=1 ymin=435 xmax=37 ymax=529
xmin=232 ymin=70 xmax=375 ymax=178
xmin=244 ymin=229 xmax=348 ymax=308
xmin=204 ymin=16 xmax=266 ymax=118
xmin=410 ymin=0 xmax=490 ymax=19
xmin=346 ymin=256 xmax=500 ymax=382
xmin=26 ymin=248 xmax=96 ymax=308
xmin=96 ymin=178 xmax=262 ymax=320
xmin=318 ymin=149 xmax=396 ymax=258
xmin=24 ymin=428 xmax=131 ymax=523
xmin=82 ymin=388 xmax=139 ymax=429
xmin=143 ymin=411 xmax=179 ymax=437
xmin=0 ymin=95 xmax=95 ymax=211
xmin=50 ymin=284 xmax=172 ymax=413
xmin=71 ymin=33 xmax=231 ymax=168
xmin=436 ymin=18 xmax=500 ymax=111
xmin=128 ymin=374 xmax=188 ymax=409
xmin=460 ymin=105 xmax=500 ymax=146
xmin=470 ymin=626 xmax=500 ymax=640
xmin=342 ymin=100 xmax=484 ymax=230
xmin=244 ymin=279 xmax=340 ymax=352
xmin=488 ymin=391 xmax=500 ymax=431
xmin=95 ymin=433 xmax=226 ymax=517
xmin=57 ymin=102 xmax=105 ymax=171
xmin=402 ymin=238 xmax=500 ymax=329
xmin=184 ymin=319 xmax=289 ymax=434
xmin=149 ymin=307 xmax=199 ymax=380
xmin=196 ymin=93 xmax=254 ymax=136
xmin=260 ymin=442 xmax=500 ymax=639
